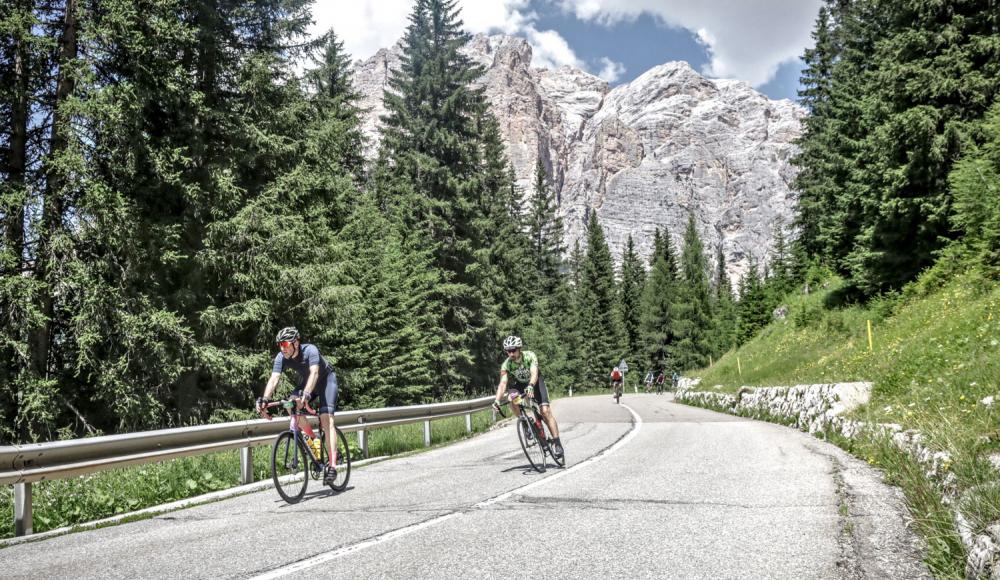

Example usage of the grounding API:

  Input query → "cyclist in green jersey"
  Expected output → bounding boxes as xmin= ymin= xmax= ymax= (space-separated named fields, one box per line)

xmin=492 ymin=335 xmax=563 ymax=459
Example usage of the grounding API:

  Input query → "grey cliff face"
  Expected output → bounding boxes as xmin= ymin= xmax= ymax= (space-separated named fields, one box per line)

xmin=352 ymin=33 xmax=805 ymax=284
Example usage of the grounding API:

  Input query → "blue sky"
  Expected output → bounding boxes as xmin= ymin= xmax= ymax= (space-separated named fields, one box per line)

xmin=313 ymin=0 xmax=820 ymax=102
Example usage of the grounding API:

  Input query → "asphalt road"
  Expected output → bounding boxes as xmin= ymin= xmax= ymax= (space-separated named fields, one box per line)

xmin=0 ymin=394 xmax=930 ymax=579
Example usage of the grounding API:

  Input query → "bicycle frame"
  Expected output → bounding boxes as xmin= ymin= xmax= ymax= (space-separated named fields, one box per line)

xmin=265 ymin=400 xmax=329 ymax=473
xmin=500 ymin=392 xmax=550 ymax=445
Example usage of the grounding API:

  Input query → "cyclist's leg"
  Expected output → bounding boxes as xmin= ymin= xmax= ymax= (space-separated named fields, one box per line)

xmin=317 ymin=373 xmax=339 ymax=466
xmin=535 ymin=377 xmax=559 ymax=438
xmin=290 ymin=389 xmax=318 ymax=437
xmin=506 ymin=387 xmax=525 ymax=418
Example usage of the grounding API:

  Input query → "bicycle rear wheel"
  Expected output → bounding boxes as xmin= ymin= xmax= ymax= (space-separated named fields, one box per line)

xmin=271 ymin=431 xmax=308 ymax=504
xmin=517 ymin=416 xmax=546 ymax=472
xmin=320 ymin=427 xmax=352 ymax=492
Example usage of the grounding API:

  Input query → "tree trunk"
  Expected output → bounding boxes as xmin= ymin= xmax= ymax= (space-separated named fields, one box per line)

xmin=4 ymin=1 xmax=30 ymax=269
xmin=29 ymin=0 xmax=78 ymax=377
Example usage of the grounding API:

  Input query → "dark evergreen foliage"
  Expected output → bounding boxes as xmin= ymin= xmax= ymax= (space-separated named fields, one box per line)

xmin=794 ymin=0 xmax=1000 ymax=295
xmin=577 ymin=216 xmax=623 ymax=384
xmin=618 ymin=235 xmax=645 ymax=360
xmin=736 ymin=260 xmax=772 ymax=346
xmin=670 ymin=214 xmax=712 ymax=370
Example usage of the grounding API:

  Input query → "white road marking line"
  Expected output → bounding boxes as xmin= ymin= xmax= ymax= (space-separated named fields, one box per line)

xmin=248 ymin=403 xmax=643 ymax=580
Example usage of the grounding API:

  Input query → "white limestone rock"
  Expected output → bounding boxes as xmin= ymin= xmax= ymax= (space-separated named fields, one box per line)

xmin=351 ymin=34 xmax=804 ymax=281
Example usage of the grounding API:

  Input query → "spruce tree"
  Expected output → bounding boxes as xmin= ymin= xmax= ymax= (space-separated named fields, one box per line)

xmin=949 ymin=101 xmax=1000 ymax=270
xmin=640 ymin=254 xmax=676 ymax=375
xmin=794 ymin=0 xmax=1000 ymax=294
xmin=376 ymin=0 xmax=494 ymax=392
xmin=670 ymin=214 xmax=712 ymax=370
xmin=577 ymin=216 xmax=623 ymax=385
xmin=736 ymin=260 xmax=772 ymax=345
xmin=305 ymin=29 xmax=366 ymax=183
xmin=618 ymin=235 xmax=645 ymax=361
xmin=709 ymin=246 xmax=738 ymax=357
xmin=335 ymin=194 xmax=446 ymax=406
xmin=527 ymin=159 xmax=565 ymax=295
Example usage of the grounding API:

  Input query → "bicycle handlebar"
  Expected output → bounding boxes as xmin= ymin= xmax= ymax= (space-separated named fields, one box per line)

xmin=261 ymin=397 xmax=319 ymax=416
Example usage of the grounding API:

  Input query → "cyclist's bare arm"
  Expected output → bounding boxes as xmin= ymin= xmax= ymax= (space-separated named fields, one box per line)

xmin=494 ymin=372 xmax=509 ymax=402
xmin=262 ymin=372 xmax=281 ymax=400
xmin=303 ymin=365 xmax=320 ymax=398
xmin=258 ymin=372 xmax=282 ymax=416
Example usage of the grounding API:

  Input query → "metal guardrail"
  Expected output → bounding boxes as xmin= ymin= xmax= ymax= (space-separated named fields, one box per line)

xmin=2 ymin=396 xmax=495 ymax=536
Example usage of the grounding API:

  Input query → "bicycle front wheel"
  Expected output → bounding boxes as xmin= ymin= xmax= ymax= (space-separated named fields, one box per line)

xmin=320 ymin=427 xmax=352 ymax=492
xmin=271 ymin=431 xmax=308 ymax=504
xmin=517 ymin=417 xmax=546 ymax=472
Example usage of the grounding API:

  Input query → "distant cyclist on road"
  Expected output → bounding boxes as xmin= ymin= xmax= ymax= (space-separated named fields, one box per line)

xmin=610 ymin=366 xmax=624 ymax=399
xmin=492 ymin=335 xmax=563 ymax=460
xmin=256 ymin=327 xmax=341 ymax=485
xmin=644 ymin=370 xmax=655 ymax=393
xmin=671 ymin=370 xmax=680 ymax=391
xmin=656 ymin=370 xmax=666 ymax=393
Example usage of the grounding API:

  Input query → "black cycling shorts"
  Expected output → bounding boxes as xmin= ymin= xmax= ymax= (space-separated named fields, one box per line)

xmin=293 ymin=371 xmax=339 ymax=414
xmin=508 ymin=375 xmax=550 ymax=406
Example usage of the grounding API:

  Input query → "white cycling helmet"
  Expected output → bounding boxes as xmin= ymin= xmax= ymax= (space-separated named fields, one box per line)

xmin=502 ymin=335 xmax=522 ymax=350
xmin=275 ymin=326 xmax=300 ymax=343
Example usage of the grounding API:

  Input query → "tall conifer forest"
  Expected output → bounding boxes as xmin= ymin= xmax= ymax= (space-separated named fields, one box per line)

xmin=2 ymin=0 xmax=997 ymax=443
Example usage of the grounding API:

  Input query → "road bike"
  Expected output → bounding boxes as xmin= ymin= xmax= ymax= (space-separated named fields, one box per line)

xmin=262 ymin=398 xmax=351 ymax=503
xmin=497 ymin=391 xmax=565 ymax=473
xmin=612 ymin=381 xmax=623 ymax=404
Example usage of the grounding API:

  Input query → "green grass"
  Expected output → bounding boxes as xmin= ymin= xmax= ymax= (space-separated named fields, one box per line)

xmin=0 ymin=409 xmax=496 ymax=540
xmin=690 ymin=265 xmax=1000 ymax=577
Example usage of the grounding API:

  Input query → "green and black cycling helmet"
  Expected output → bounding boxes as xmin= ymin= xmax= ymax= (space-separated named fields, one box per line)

xmin=276 ymin=326 xmax=300 ymax=343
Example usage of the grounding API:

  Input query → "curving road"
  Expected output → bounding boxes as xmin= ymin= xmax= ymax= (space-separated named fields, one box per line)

xmin=1 ymin=394 xmax=930 ymax=579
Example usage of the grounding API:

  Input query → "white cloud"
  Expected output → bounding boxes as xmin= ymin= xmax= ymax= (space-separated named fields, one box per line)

xmin=555 ymin=0 xmax=823 ymax=87
xmin=309 ymin=1 xmax=586 ymax=73
xmin=525 ymin=28 xmax=585 ymax=69
xmin=596 ymin=57 xmax=626 ymax=83
xmin=309 ymin=0 xmax=413 ymax=63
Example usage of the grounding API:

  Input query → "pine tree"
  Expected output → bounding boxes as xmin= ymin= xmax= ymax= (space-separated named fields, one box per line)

xmin=527 ymin=159 xmax=564 ymax=295
xmin=794 ymin=0 xmax=1000 ymax=294
xmin=640 ymin=254 xmax=675 ymax=375
xmin=670 ymin=214 xmax=712 ymax=370
xmin=618 ymin=235 xmax=645 ymax=361
xmin=305 ymin=29 xmax=366 ymax=184
xmin=335 ymin=194 xmax=446 ymax=406
xmin=376 ymin=0 xmax=495 ymax=393
xmin=949 ymin=101 xmax=1000 ymax=271
xmin=649 ymin=228 xmax=663 ymax=267
xmin=709 ymin=245 xmax=738 ymax=357
xmin=736 ymin=260 xmax=772 ymax=345
xmin=577 ymin=216 xmax=623 ymax=385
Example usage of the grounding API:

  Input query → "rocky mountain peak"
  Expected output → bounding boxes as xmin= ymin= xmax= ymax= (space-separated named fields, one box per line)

xmin=351 ymin=33 xmax=804 ymax=283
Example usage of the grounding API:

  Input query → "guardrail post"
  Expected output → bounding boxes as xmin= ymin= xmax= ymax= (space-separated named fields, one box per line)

xmin=14 ymin=482 xmax=32 ymax=536
xmin=423 ymin=420 xmax=431 ymax=447
xmin=465 ymin=413 xmax=472 ymax=433
xmin=358 ymin=418 xmax=368 ymax=459
xmin=240 ymin=447 xmax=253 ymax=485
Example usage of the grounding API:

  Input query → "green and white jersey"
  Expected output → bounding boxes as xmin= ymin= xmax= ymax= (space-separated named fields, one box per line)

xmin=500 ymin=350 xmax=539 ymax=387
